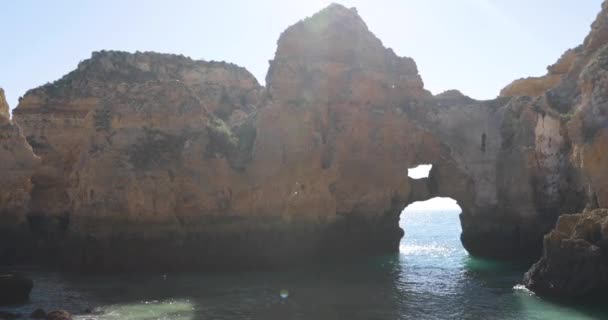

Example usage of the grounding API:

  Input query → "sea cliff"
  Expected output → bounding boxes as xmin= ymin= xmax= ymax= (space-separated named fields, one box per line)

xmin=0 ymin=2 xmax=607 ymax=297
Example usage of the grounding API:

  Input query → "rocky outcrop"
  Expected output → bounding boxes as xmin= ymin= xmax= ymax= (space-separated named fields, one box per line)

xmin=10 ymin=52 xmax=261 ymax=268
xmin=12 ymin=51 xmax=259 ymax=223
xmin=500 ymin=49 xmax=577 ymax=98
xmin=0 ymin=273 xmax=33 ymax=305
xmin=0 ymin=88 xmax=39 ymax=263
xmin=267 ymin=4 xmax=429 ymax=102
xmin=8 ymin=5 xmax=452 ymax=270
xmin=0 ymin=2 xmax=606 ymax=277
xmin=0 ymin=89 xmax=10 ymax=121
xmin=45 ymin=310 xmax=72 ymax=320
xmin=31 ymin=309 xmax=46 ymax=319
xmin=524 ymin=209 xmax=608 ymax=297
xmin=250 ymin=4 xmax=458 ymax=263
xmin=521 ymin=1 xmax=608 ymax=296
xmin=571 ymin=43 xmax=608 ymax=210
xmin=0 ymin=89 xmax=38 ymax=218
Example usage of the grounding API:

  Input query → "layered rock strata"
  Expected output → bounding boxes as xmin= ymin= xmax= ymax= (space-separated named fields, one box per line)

xmin=521 ymin=1 xmax=608 ymax=296
xmin=524 ymin=209 xmax=608 ymax=297
xmin=0 ymin=88 xmax=39 ymax=263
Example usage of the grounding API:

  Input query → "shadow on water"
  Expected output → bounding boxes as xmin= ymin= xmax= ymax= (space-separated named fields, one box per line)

xmin=4 ymin=206 xmax=608 ymax=320
xmin=3 ymin=255 xmax=608 ymax=320
xmin=3 ymin=258 xmax=409 ymax=320
xmin=459 ymin=256 xmax=608 ymax=320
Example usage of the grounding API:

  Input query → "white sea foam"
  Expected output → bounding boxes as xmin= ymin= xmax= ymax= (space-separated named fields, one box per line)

xmin=513 ymin=284 xmax=534 ymax=295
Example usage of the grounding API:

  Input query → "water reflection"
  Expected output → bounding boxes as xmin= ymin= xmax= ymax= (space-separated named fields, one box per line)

xmin=3 ymin=209 xmax=608 ymax=319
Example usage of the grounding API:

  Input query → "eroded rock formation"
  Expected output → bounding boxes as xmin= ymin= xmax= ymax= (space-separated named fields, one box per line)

xmin=500 ymin=49 xmax=577 ymax=98
xmin=0 ymin=88 xmax=39 ymax=263
xmin=0 ymin=2 xmax=606 ymax=283
xmin=524 ymin=209 xmax=608 ymax=297
xmin=520 ymin=1 xmax=608 ymax=296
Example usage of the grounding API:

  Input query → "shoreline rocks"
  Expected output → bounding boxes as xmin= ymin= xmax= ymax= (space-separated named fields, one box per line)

xmin=45 ymin=310 xmax=72 ymax=320
xmin=524 ymin=209 xmax=608 ymax=297
xmin=30 ymin=309 xmax=46 ymax=319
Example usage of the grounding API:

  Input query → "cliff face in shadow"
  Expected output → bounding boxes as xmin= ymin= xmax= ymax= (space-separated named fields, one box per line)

xmin=524 ymin=209 xmax=608 ymax=297
xmin=0 ymin=88 xmax=39 ymax=263
xmin=0 ymin=2 xmax=605 ymax=284
xmin=519 ymin=1 xmax=608 ymax=297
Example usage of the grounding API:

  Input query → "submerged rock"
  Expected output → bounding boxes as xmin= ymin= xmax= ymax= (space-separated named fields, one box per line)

xmin=45 ymin=310 xmax=72 ymax=320
xmin=0 ymin=311 xmax=20 ymax=320
xmin=30 ymin=309 xmax=46 ymax=319
xmin=0 ymin=273 xmax=33 ymax=305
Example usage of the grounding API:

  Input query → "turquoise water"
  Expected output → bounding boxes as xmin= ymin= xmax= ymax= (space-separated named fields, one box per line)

xmin=3 ymin=208 xmax=608 ymax=319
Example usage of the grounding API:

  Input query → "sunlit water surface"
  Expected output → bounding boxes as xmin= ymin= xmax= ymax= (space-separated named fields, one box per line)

xmin=3 ymin=209 xmax=608 ymax=319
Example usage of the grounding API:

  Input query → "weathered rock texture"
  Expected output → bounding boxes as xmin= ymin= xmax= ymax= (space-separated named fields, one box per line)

xmin=11 ymin=52 xmax=262 ymax=269
xmin=0 ymin=89 xmax=37 ymax=218
xmin=0 ymin=88 xmax=10 ymax=120
xmin=500 ymin=49 xmax=576 ymax=98
xmin=521 ymin=1 xmax=608 ymax=296
xmin=0 ymin=88 xmax=39 ymax=263
xmin=0 ymin=2 xmax=606 ymax=280
xmin=45 ymin=310 xmax=72 ymax=320
xmin=524 ymin=209 xmax=608 ymax=297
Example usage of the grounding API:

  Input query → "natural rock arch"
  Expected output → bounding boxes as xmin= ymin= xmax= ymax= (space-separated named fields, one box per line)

xmin=0 ymin=2 xmax=606 ymax=277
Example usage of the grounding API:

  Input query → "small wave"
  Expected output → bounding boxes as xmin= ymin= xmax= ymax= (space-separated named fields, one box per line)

xmin=400 ymin=243 xmax=451 ymax=256
xmin=513 ymin=284 xmax=534 ymax=295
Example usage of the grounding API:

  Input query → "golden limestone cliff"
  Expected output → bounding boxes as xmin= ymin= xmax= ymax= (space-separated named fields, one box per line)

xmin=0 ymin=2 xmax=606 ymax=297
xmin=522 ymin=0 xmax=608 ymax=297
xmin=524 ymin=208 xmax=608 ymax=297
xmin=0 ymin=88 xmax=39 ymax=263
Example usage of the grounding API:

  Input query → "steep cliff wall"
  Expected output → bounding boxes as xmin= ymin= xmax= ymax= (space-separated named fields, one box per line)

xmin=0 ymin=88 xmax=39 ymax=263
xmin=11 ymin=52 xmax=264 ymax=269
xmin=524 ymin=208 xmax=608 ymax=297
xmin=521 ymin=1 xmax=608 ymax=296
xmin=7 ymin=5 xmax=460 ymax=270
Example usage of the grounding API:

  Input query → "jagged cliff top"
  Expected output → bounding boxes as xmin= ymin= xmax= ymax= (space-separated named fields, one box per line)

xmin=12 ymin=50 xmax=263 ymax=117
xmin=270 ymin=3 xmax=420 ymax=75
xmin=501 ymin=1 xmax=608 ymax=98
xmin=266 ymin=2 xmax=429 ymax=100
xmin=0 ymin=88 xmax=10 ymax=122
xmin=583 ymin=0 xmax=608 ymax=53
xmin=18 ymin=50 xmax=260 ymax=101
xmin=15 ymin=1 xmax=608 ymax=108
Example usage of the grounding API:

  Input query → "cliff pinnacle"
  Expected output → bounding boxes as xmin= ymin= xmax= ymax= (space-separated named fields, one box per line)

xmin=0 ymin=88 xmax=9 ymax=122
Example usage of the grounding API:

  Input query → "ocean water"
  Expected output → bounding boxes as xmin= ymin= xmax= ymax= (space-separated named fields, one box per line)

xmin=3 ymin=208 xmax=608 ymax=320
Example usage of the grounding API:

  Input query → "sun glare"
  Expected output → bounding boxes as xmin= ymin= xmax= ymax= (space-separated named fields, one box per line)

xmin=408 ymin=164 xmax=432 ymax=179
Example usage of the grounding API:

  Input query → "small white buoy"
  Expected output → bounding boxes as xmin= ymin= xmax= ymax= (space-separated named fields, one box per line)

xmin=280 ymin=289 xmax=289 ymax=299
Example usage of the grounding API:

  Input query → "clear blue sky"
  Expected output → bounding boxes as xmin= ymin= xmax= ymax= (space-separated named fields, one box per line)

xmin=0 ymin=0 xmax=602 ymax=110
